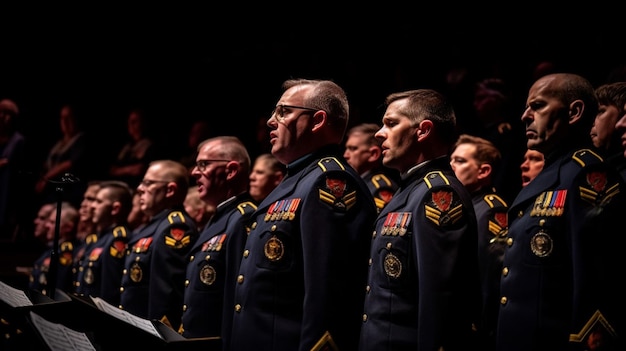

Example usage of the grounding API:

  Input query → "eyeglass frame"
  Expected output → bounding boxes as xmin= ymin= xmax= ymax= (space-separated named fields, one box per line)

xmin=194 ymin=159 xmax=231 ymax=172
xmin=271 ymin=104 xmax=323 ymax=122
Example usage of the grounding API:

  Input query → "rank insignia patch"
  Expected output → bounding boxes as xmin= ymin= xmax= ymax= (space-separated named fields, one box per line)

xmin=165 ymin=228 xmax=191 ymax=249
xmin=569 ymin=310 xmax=617 ymax=347
xmin=424 ymin=190 xmax=463 ymax=226
xmin=319 ymin=178 xmax=356 ymax=210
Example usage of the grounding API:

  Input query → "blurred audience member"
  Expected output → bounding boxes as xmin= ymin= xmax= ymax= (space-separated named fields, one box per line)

xmin=34 ymin=103 xmax=90 ymax=210
xmin=248 ymin=153 xmax=285 ymax=203
xmin=108 ymin=107 xmax=158 ymax=188
xmin=0 ymin=98 xmax=27 ymax=241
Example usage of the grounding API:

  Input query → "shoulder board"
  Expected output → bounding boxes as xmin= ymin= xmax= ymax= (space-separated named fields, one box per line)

xmin=317 ymin=157 xmax=346 ymax=172
xmin=371 ymin=174 xmax=393 ymax=189
xmin=167 ymin=211 xmax=186 ymax=224
xmin=113 ymin=226 xmax=128 ymax=238
xmin=85 ymin=233 xmax=98 ymax=244
xmin=60 ymin=241 xmax=74 ymax=252
xmin=237 ymin=201 xmax=258 ymax=215
xmin=423 ymin=171 xmax=451 ymax=189
xmin=572 ymin=148 xmax=603 ymax=168
xmin=482 ymin=194 xmax=508 ymax=209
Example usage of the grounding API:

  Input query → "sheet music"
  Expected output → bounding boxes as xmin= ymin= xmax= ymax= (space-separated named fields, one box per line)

xmin=0 ymin=279 xmax=33 ymax=307
xmin=90 ymin=296 xmax=162 ymax=339
xmin=29 ymin=311 xmax=96 ymax=351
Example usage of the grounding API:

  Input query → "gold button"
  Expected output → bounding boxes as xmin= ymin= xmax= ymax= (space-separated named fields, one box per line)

xmin=123 ymin=269 xmax=127 ymax=274
xmin=205 ymin=255 xmax=211 ymax=261
xmin=502 ymin=267 xmax=509 ymax=276
xmin=368 ymin=258 xmax=372 ymax=265
xmin=235 ymin=304 xmax=241 ymax=312
xmin=183 ymin=305 xmax=187 ymax=311
xmin=362 ymin=314 xmax=368 ymax=322
xmin=506 ymin=238 xmax=513 ymax=246
xmin=243 ymin=250 xmax=249 ymax=258
xmin=251 ymin=222 xmax=257 ymax=229
xmin=185 ymin=280 xmax=189 ymax=287
xmin=517 ymin=211 xmax=523 ymax=218
xmin=237 ymin=275 xmax=244 ymax=284
xmin=119 ymin=287 xmax=124 ymax=293
xmin=365 ymin=285 xmax=370 ymax=293
xmin=189 ymin=255 xmax=195 ymax=262
xmin=386 ymin=242 xmax=392 ymax=249
xmin=271 ymin=225 xmax=277 ymax=231
xmin=500 ymin=296 xmax=508 ymax=305
xmin=372 ymin=230 xmax=376 ymax=238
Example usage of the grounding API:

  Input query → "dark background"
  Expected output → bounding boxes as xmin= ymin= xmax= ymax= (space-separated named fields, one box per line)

xmin=2 ymin=5 xmax=625 ymax=166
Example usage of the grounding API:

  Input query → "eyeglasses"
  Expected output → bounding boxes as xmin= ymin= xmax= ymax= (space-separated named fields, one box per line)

xmin=271 ymin=104 xmax=320 ymax=122
xmin=195 ymin=159 xmax=230 ymax=172
xmin=139 ymin=179 xmax=170 ymax=188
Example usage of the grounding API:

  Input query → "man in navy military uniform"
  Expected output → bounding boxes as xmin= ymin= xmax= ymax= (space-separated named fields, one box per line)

xmin=359 ymin=89 xmax=481 ymax=351
xmin=119 ymin=160 xmax=198 ymax=332
xmin=344 ymin=122 xmax=400 ymax=212
xmin=496 ymin=73 xmax=626 ymax=351
xmin=227 ymin=79 xmax=377 ymax=351
xmin=74 ymin=180 xmax=132 ymax=306
xmin=179 ymin=136 xmax=257 ymax=339
xmin=450 ymin=134 xmax=509 ymax=350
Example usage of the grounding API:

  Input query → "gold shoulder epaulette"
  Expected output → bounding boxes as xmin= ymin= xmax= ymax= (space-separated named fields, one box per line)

xmin=167 ymin=211 xmax=186 ymax=224
xmin=572 ymin=149 xmax=603 ymax=168
xmin=424 ymin=171 xmax=451 ymax=189
xmin=237 ymin=201 xmax=257 ymax=215
xmin=317 ymin=157 xmax=346 ymax=172
xmin=113 ymin=226 xmax=128 ymax=238
xmin=483 ymin=194 xmax=508 ymax=208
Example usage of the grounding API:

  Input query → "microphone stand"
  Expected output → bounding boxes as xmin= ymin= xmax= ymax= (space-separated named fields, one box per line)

xmin=47 ymin=173 xmax=80 ymax=300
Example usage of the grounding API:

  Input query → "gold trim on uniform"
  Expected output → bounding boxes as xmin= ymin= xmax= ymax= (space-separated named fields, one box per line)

xmin=264 ymin=235 xmax=284 ymax=261
xmin=569 ymin=309 xmax=617 ymax=344
xmin=530 ymin=230 xmax=553 ymax=257
xmin=200 ymin=264 xmax=216 ymax=285
xmin=84 ymin=267 xmax=94 ymax=285
xmin=384 ymin=252 xmax=402 ymax=278
xmin=130 ymin=262 xmax=143 ymax=282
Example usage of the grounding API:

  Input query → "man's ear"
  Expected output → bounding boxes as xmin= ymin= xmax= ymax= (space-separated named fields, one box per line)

xmin=568 ymin=99 xmax=584 ymax=125
xmin=416 ymin=120 xmax=433 ymax=140
xmin=477 ymin=163 xmax=492 ymax=180
xmin=311 ymin=110 xmax=327 ymax=131
xmin=368 ymin=146 xmax=382 ymax=163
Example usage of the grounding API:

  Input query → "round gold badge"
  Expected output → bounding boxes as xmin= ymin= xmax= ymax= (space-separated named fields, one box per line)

xmin=200 ymin=264 xmax=216 ymax=285
xmin=264 ymin=235 xmax=284 ymax=262
xmin=530 ymin=230 xmax=553 ymax=257
xmin=384 ymin=252 xmax=402 ymax=278
xmin=130 ymin=262 xmax=143 ymax=282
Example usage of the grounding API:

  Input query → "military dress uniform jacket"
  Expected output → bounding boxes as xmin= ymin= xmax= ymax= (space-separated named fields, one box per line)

xmin=119 ymin=207 xmax=198 ymax=331
xmin=29 ymin=239 xmax=77 ymax=296
xmin=72 ymin=233 xmax=98 ymax=289
xmin=496 ymin=149 xmax=626 ymax=351
xmin=179 ymin=193 xmax=257 ymax=339
xmin=74 ymin=225 xmax=130 ymax=306
xmin=471 ymin=187 xmax=508 ymax=348
xmin=228 ymin=147 xmax=377 ymax=351
xmin=362 ymin=166 xmax=400 ymax=212
xmin=359 ymin=157 xmax=481 ymax=351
